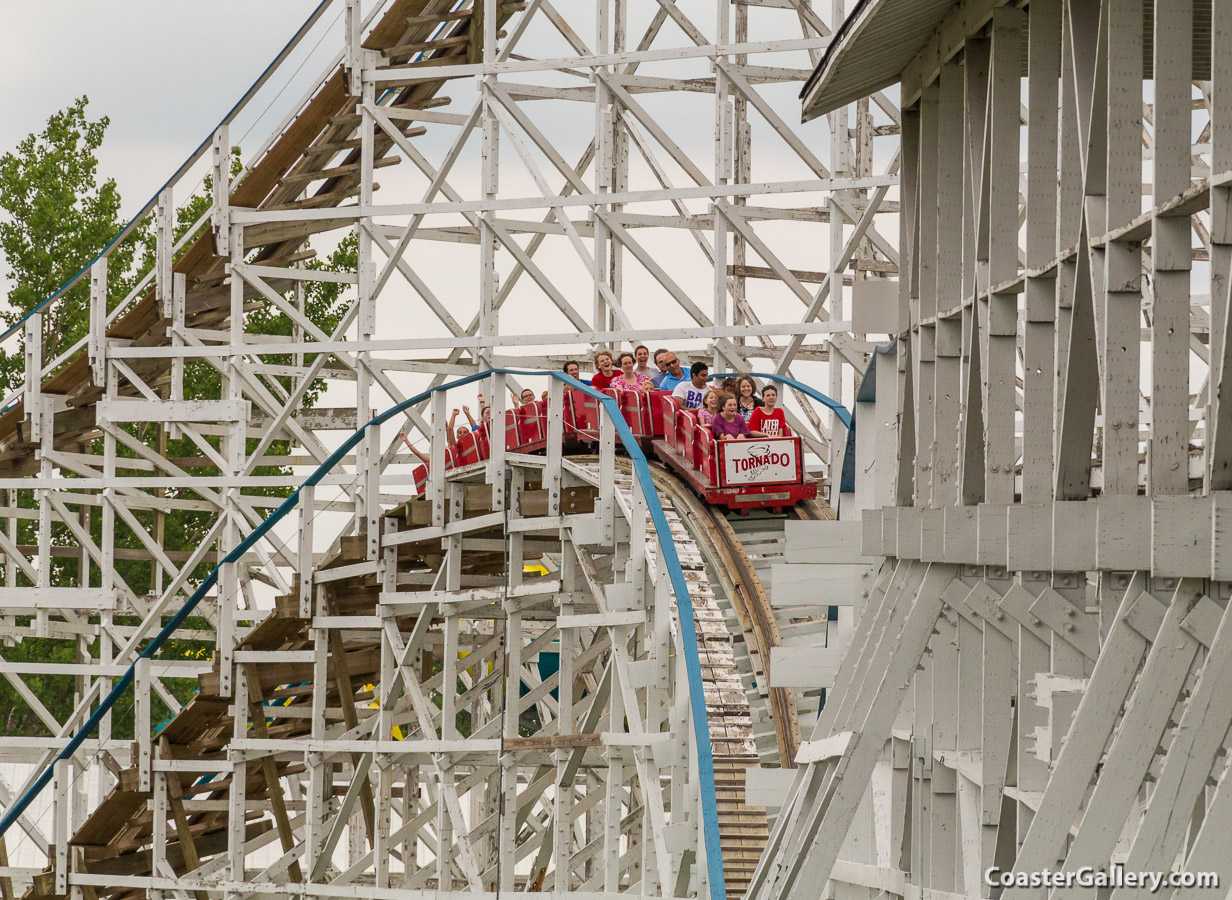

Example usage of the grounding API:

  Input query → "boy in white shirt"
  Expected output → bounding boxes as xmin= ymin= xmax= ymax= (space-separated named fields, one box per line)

xmin=672 ymin=362 xmax=713 ymax=409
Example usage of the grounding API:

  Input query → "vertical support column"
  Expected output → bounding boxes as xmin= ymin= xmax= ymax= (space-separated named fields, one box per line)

xmin=488 ymin=372 xmax=508 ymax=510
xmin=599 ymin=412 xmax=615 ymax=545
xmin=546 ymin=377 xmax=563 ymax=516
xmin=959 ymin=38 xmax=989 ymax=507
xmin=306 ymin=622 xmax=329 ymax=881
xmin=554 ymin=543 xmax=577 ymax=890
xmin=1150 ymin=0 xmax=1193 ymax=494
xmin=505 ymin=610 xmax=523 ymax=741
xmin=299 ymin=485 xmax=315 ymax=618
xmin=218 ymin=224 xmax=244 ymax=698
xmin=1054 ymin=5 xmax=1085 ymax=445
xmin=731 ymin=0 xmax=750 ymax=345
xmin=53 ymin=758 xmax=69 ymax=895
xmin=985 ymin=7 xmax=1024 ymax=505
xmin=928 ymin=611 xmax=958 ymax=891
xmin=156 ymin=187 xmax=174 ymax=318
xmin=593 ymin=0 xmax=613 ymax=334
xmin=135 ymin=658 xmax=151 ymax=792
xmin=170 ymin=272 xmax=186 ymax=436
xmin=827 ymin=0 xmax=850 ymax=496
xmin=358 ymin=66 xmax=379 ymax=559
xmin=933 ymin=62 xmax=964 ymax=508
xmin=915 ymin=84 xmax=940 ymax=506
xmin=1022 ymin=0 xmax=1061 ymax=503
xmin=89 ymin=259 xmax=107 ymax=387
xmin=36 ymin=393 xmax=54 ymax=622
xmin=430 ymin=390 xmax=448 ymax=527
xmin=604 ymin=751 xmax=624 ymax=893
xmin=293 ymin=262 xmax=306 ymax=376
xmin=1101 ymin=0 xmax=1145 ymax=497
xmin=610 ymin=0 xmax=628 ymax=333
xmin=898 ymin=106 xmax=920 ymax=506
xmin=345 ymin=0 xmax=362 ymax=96
xmin=152 ymin=770 xmax=168 ymax=894
xmin=442 ymin=614 xmax=459 ymax=740
xmin=436 ymin=770 xmax=453 ymax=891
xmin=714 ymin=0 xmax=732 ymax=336
xmin=375 ymin=522 xmax=397 ymax=890
xmin=1209 ymin=0 xmax=1232 ymax=485
xmin=479 ymin=0 xmax=501 ymax=366
xmin=500 ymin=607 xmax=523 ymax=891
xmin=228 ymin=664 xmax=250 ymax=881
xmin=212 ymin=126 xmax=230 ymax=259
xmin=500 ymin=757 xmax=518 ymax=891
xmin=23 ymin=314 xmax=42 ymax=445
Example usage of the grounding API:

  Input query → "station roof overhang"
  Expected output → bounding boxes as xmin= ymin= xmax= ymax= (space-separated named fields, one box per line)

xmin=801 ymin=0 xmax=1215 ymax=122
xmin=801 ymin=0 xmax=963 ymax=122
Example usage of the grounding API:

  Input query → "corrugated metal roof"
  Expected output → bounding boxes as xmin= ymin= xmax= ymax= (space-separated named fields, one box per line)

xmin=801 ymin=0 xmax=960 ymax=121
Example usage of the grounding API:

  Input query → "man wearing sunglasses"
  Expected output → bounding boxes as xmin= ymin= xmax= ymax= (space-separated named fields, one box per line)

xmin=650 ymin=349 xmax=670 ymax=388
xmin=656 ymin=353 xmax=687 ymax=391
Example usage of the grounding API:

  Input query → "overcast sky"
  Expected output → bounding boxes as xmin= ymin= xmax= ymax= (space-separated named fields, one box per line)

xmin=0 ymin=2 xmax=327 ymax=220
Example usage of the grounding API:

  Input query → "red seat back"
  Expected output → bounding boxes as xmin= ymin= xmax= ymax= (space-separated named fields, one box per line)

xmin=504 ymin=409 xmax=521 ymax=451
xmin=575 ymin=391 xmax=601 ymax=441
xmin=676 ymin=409 xmax=694 ymax=459
xmin=615 ymin=389 xmax=655 ymax=437
xmin=695 ymin=426 xmax=717 ymax=484
xmin=649 ymin=391 xmax=672 ymax=438
xmin=515 ymin=401 xmax=546 ymax=446
xmin=452 ymin=430 xmax=481 ymax=467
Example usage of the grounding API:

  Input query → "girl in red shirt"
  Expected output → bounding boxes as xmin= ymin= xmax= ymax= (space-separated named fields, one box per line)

xmin=748 ymin=385 xmax=788 ymax=436
xmin=590 ymin=349 xmax=617 ymax=390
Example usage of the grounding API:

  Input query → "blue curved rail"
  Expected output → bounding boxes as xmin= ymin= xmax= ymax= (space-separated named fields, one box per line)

xmin=711 ymin=371 xmax=852 ymax=430
xmin=0 ymin=368 xmax=728 ymax=900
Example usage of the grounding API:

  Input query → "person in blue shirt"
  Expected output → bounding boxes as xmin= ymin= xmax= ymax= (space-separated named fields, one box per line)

xmin=657 ymin=353 xmax=688 ymax=392
xmin=650 ymin=349 xmax=671 ymax=388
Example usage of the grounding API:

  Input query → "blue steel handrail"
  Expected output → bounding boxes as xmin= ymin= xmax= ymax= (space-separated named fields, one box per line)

xmin=0 ymin=368 xmax=729 ymax=900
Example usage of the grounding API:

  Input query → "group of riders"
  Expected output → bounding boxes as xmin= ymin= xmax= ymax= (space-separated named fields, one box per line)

xmin=399 ymin=346 xmax=790 ymax=466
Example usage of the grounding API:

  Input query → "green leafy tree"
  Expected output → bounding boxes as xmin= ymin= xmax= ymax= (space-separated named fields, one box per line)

xmin=0 ymin=98 xmax=352 ymax=739
xmin=0 ymin=96 xmax=149 ymax=388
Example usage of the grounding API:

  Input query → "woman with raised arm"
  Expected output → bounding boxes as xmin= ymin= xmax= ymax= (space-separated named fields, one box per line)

xmin=399 ymin=432 xmax=431 ymax=466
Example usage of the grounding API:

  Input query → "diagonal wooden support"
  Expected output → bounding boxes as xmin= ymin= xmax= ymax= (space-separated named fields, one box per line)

xmin=161 ymin=738 xmax=209 ymax=900
xmin=1111 ymin=592 xmax=1232 ymax=887
xmin=324 ymin=603 xmax=378 ymax=847
xmin=749 ymin=562 xmax=955 ymax=900
xmin=1002 ymin=580 xmax=1152 ymax=899
xmin=244 ymin=664 xmax=304 ymax=883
